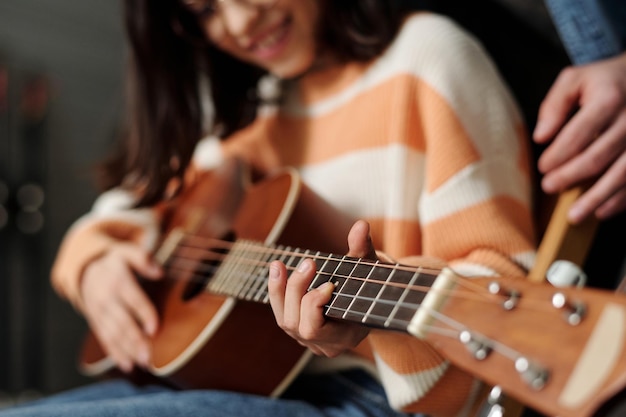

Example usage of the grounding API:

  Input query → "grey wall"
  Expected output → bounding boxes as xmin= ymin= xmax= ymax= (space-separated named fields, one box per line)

xmin=0 ymin=0 xmax=125 ymax=396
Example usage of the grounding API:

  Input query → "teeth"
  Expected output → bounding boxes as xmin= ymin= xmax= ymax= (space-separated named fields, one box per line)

xmin=256 ymin=25 xmax=286 ymax=50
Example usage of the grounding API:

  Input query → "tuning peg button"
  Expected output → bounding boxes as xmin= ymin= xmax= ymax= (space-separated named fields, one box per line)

xmin=488 ymin=281 xmax=520 ymax=310
xmin=552 ymin=292 xmax=586 ymax=325
xmin=547 ymin=260 xmax=587 ymax=288
xmin=515 ymin=356 xmax=549 ymax=390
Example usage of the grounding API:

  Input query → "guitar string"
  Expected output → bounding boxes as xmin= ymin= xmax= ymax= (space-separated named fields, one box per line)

xmin=176 ymin=234 xmax=492 ymax=297
xmin=159 ymin=233 xmax=562 ymax=356
xmin=162 ymin=247 xmax=541 ymax=364
xmin=170 ymin=234 xmax=554 ymax=312
xmin=166 ymin=254 xmax=511 ymax=307
xmin=151 ymin=232 xmax=598 ymax=372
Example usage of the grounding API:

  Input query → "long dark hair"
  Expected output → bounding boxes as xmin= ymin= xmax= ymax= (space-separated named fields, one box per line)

xmin=101 ymin=0 xmax=403 ymax=206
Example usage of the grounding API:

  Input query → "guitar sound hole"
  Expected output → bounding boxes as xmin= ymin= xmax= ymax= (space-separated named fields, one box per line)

xmin=181 ymin=231 xmax=235 ymax=301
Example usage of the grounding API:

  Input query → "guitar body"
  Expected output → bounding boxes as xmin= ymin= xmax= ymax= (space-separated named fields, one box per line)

xmin=79 ymin=159 xmax=355 ymax=396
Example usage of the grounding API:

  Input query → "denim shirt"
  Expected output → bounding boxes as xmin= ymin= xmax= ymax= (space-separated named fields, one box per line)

xmin=544 ymin=0 xmax=626 ymax=64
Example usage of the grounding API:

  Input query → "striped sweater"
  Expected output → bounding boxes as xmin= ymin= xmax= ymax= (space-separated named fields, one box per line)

xmin=51 ymin=13 xmax=536 ymax=417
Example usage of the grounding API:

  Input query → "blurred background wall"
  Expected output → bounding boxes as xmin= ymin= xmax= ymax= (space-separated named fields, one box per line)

xmin=0 ymin=0 xmax=124 ymax=402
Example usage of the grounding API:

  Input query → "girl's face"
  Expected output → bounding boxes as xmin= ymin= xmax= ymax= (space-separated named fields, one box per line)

xmin=189 ymin=0 xmax=320 ymax=79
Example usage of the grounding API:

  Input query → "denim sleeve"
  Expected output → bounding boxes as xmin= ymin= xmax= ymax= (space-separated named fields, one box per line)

xmin=544 ymin=0 xmax=625 ymax=64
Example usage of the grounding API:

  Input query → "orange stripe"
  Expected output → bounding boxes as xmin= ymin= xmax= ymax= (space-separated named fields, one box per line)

xmin=368 ymin=331 xmax=446 ymax=372
xmin=297 ymin=61 xmax=371 ymax=104
xmin=367 ymin=217 xmax=423 ymax=260
xmin=223 ymin=73 xmax=484 ymax=190
xmin=423 ymin=196 xmax=535 ymax=264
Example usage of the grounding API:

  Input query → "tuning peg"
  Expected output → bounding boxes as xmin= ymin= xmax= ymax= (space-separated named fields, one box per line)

xmin=488 ymin=281 xmax=520 ymax=310
xmin=459 ymin=330 xmax=493 ymax=360
xmin=485 ymin=386 xmax=505 ymax=417
xmin=515 ymin=356 xmax=549 ymax=390
xmin=546 ymin=260 xmax=587 ymax=288
xmin=552 ymin=292 xmax=586 ymax=325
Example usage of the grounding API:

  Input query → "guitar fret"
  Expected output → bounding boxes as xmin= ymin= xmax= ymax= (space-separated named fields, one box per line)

xmin=260 ymin=246 xmax=301 ymax=301
xmin=359 ymin=262 xmax=397 ymax=328
xmin=334 ymin=258 xmax=373 ymax=323
xmin=249 ymin=243 xmax=293 ymax=303
xmin=320 ymin=254 xmax=350 ymax=317
xmin=260 ymin=248 xmax=313 ymax=304
xmin=306 ymin=251 xmax=327 ymax=288
xmin=384 ymin=266 xmax=423 ymax=328
xmin=368 ymin=267 xmax=436 ymax=330
xmin=244 ymin=244 xmax=281 ymax=302
xmin=208 ymin=239 xmax=439 ymax=333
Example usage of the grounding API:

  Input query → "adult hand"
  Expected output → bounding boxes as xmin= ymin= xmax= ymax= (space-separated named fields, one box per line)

xmin=80 ymin=243 xmax=163 ymax=373
xmin=267 ymin=220 xmax=376 ymax=357
xmin=533 ymin=52 xmax=626 ymax=224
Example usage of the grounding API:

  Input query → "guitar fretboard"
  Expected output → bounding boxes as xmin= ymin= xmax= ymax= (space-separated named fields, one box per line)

xmin=206 ymin=239 xmax=439 ymax=333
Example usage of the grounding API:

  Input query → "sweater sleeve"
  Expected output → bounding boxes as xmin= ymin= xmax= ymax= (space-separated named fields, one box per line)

xmin=50 ymin=187 xmax=163 ymax=311
xmin=50 ymin=142 xmax=226 ymax=311
xmin=366 ymin=14 xmax=536 ymax=417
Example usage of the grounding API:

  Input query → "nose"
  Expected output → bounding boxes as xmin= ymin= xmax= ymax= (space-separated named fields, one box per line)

xmin=219 ymin=1 xmax=262 ymax=39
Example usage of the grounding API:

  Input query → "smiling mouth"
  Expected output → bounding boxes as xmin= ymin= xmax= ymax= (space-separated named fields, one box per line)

xmin=250 ymin=16 xmax=292 ymax=59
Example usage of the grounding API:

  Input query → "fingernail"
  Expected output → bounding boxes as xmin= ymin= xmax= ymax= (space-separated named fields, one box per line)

xmin=568 ymin=205 xmax=584 ymax=224
xmin=297 ymin=259 xmax=312 ymax=273
xmin=144 ymin=321 xmax=157 ymax=336
xmin=542 ymin=176 xmax=557 ymax=193
xmin=150 ymin=262 xmax=162 ymax=275
xmin=318 ymin=281 xmax=336 ymax=294
xmin=138 ymin=349 xmax=150 ymax=367
xmin=533 ymin=120 xmax=548 ymax=140
xmin=269 ymin=263 xmax=280 ymax=280
xmin=120 ymin=360 xmax=132 ymax=373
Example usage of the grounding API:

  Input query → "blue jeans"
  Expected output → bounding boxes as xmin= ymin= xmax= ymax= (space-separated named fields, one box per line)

xmin=0 ymin=370 xmax=423 ymax=417
xmin=544 ymin=0 xmax=625 ymax=64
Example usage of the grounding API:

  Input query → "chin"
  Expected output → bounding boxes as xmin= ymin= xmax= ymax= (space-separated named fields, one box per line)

xmin=268 ymin=55 xmax=315 ymax=79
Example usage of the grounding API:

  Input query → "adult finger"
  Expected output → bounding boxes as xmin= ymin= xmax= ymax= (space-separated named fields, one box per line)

xmin=569 ymin=151 xmax=626 ymax=223
xmin=533 ymin=67 xmax=583 ymax=145
xmin=537 ymin=98 xmax=614 ymax=176
xmin=596 ymin=188 xmax=626 ymax=220
xmin=541 ymin=116 xmax=625 ymax=194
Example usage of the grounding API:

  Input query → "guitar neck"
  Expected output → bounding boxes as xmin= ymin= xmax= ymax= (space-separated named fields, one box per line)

xmin=203 ymin=239 xmax=439 ymax=334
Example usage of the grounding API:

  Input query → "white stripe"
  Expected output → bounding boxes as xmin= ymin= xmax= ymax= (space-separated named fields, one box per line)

xmin=419 ymin=158 xmax=531 ymax=224
xmin=299 ymin=144 xmax=424 ymax=221
xmin=69 ymin=209 xmax=160 ymax=252
xmin=74 ymin=187 xmax=160 ymax=251
xmin=449 ymin=262 xmax=498 ymax=279
xmin=451 ymin=249 xmax=537 ymax=278
xmin=192 ymin=135 xmax=224 ymax=169
xmin=285 ymin=13 xmax=525 ymax=207
xmin=374 ymin=352 xmax=449 ymax=409
xmin=283 ymin=14 xmax=522 ymax=139
xmin=91 ymin=188 xmax=137 ymax=213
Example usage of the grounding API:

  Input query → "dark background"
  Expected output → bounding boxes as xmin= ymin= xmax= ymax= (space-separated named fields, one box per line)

xmin=0 ymin=0 xmax=124 ymax=403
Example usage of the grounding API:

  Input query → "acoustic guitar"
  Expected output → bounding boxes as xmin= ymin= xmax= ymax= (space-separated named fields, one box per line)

xmin=79 ymin=159 xmax=626 ymax=417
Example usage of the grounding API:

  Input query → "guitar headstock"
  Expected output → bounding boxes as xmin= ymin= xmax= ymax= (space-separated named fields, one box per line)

xmin=411 ymin=268 xmax=626 ymax=417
